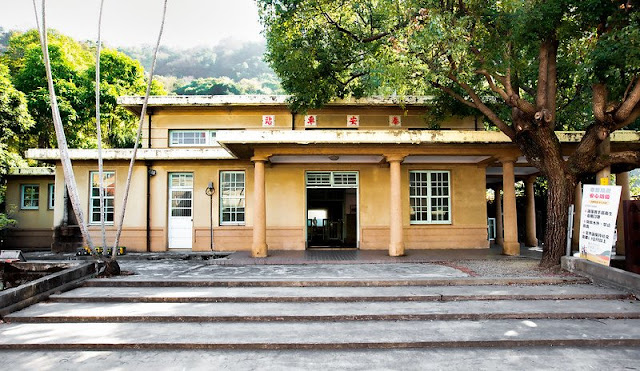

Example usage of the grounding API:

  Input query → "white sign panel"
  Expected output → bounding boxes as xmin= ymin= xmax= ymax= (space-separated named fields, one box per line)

xmin=304 ymin=115 xmax=317 ymax=127
xmin=262 ymin=115 xmax=275 ymax=127
xmin=346 ymin=115 xmax=359 ymax=127
xmin=389 ymin=115 xmax=402 ymax=127
xmin=579 ymin=184 xmax=622 ymax=266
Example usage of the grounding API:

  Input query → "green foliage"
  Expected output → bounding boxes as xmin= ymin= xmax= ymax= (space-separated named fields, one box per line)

xmin=0 ymin=62 xmax=34 ymax=155
xmin=174 ymin=76 xmax=282 ymax=95
xmin=0 ymin=29 xmax=168 ymax=150
xmin=258 ymin=0 xmax=640 ymax=131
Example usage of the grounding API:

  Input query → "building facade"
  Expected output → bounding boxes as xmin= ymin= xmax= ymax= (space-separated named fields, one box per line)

xmin=17 ymin=95 xmax=640 ymax=256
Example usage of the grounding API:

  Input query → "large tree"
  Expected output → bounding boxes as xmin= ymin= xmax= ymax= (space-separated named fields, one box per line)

xmin=258 ymin=0 xmax=640 ymax=266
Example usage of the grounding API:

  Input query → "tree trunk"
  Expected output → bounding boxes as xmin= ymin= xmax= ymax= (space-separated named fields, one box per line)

xmin=540 ymin=175 xmax=575 ymax=267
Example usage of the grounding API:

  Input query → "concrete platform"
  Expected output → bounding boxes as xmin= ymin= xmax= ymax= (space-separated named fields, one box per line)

xmin=49 ymin=284 xmax=631 ymax=303
xmin=1 ymin=348 xmax=639 ymax=371
xmin=5 ymin=298 xmax=639 ymax=322
xmin=1 ymin=319 xmax=640 ymax=349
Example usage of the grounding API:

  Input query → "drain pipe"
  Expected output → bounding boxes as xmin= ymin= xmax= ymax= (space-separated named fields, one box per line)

xmin=147 ymin=111 xmax=153 ymax=148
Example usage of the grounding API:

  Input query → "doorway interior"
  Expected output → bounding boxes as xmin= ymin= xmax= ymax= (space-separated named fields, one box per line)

xmin=306 ymin=171 xmax=358 ymax=248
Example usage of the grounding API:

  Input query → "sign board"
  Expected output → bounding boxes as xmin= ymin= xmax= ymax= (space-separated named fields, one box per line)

xmin=389 ymin=115 xmax=402 ymax=127
xmin=304 ymin=115 xmax=317 ymax=127
xmin=346 ymin=115 xmax=359 ymax=127
xmin=262 ymin=115 xmax=275 ymax=127
xmin=579 ymin=184 xmax=622 ymax=266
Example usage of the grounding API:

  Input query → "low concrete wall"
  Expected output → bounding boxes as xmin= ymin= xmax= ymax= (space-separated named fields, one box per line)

xmin=0 ymin=261 xmax=96 ymax=316
xmin=562 ymin=256 xmax=640 ymax=295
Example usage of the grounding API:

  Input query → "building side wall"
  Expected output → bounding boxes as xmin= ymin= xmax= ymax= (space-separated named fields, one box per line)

xmin=4 ymin=175 xmax=55 ymax=249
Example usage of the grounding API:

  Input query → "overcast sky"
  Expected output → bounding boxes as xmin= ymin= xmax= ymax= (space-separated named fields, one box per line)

xmin=0 ymin=0 xmax=265 ymax=48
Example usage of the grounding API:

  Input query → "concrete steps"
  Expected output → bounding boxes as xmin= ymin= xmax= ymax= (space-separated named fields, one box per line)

xmin=47 ymin=284 xmax=631 ymax=303
xmin=1 ymin=274 xmax=638 ymax=352
xmin=1 ymin=319 xmax=640 ymax=350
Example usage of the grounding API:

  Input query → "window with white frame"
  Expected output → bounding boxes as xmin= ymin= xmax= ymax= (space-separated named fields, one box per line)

xmin=409 ymin=171 xmax=451 ymax=224
xmin=169 ymin=130 xmax=217 ymax=147
xmin=48 ymin=183 xmax=55 ymax=209
xmin=21 ymin=184 xmax=39 ymax=209
xmin=220 ymin=171 xmax=245 ymax=225
xmin=90 ymin=171 xmax=115 ymax=224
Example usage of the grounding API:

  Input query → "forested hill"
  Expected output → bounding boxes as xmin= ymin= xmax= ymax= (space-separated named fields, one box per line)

xmin=118 ymin=39 xmax=283 ymax=95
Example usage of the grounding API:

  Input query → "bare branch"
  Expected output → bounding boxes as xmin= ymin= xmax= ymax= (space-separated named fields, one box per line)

xmin=614 ymin=77 xmax=640 ymax=122
xmin=592 ymin=150 xmax=640 ymax=173
xmin=431 ymin=81 xmax=477 ymax=108
xmin=593 ymin=83 xmax=608 ymax=123
xmin=477 ymin=69 xmax=510 ymax=102
xmin=536 ymin=41 xmax=550 ymax=109
xmin=613 ymin=105 xmax=640 ymax=131
xmin=447 ymin=73 xmax=516 ymax=139
xmin=546 ymin=39 xmax=558 ymax=127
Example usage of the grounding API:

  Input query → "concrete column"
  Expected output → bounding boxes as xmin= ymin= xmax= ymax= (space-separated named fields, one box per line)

xmin=571 ymin=182 xmax=582 ymax=252
xmin=495 ymin=186 xmax=504 ymax=247
xmin=616 ymin=172 xmax=631 ymax=255
xmin=251 ymin=156 xmax=268 ymax=258
xmin=387 ymin=155 xmax=405 ymax=257
xmin=525 ymin=176 xmax=538 ymax=247
xmin=501 ymin=158 xmax=520 ymax=255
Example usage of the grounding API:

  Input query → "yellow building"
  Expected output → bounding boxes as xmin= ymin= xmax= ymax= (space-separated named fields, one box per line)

xmin=18 ymin=95 xmax=640 ymax=256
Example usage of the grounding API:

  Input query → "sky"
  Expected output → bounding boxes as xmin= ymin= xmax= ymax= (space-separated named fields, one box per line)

xmin=0 ymin=0 xmax=265 ymax=48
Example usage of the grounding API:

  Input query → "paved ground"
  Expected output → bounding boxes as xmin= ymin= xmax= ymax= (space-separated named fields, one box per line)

xmin=3 ymin=248 xmax=639 ymax=370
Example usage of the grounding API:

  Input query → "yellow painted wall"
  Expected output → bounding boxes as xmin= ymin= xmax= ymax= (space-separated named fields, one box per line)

xmin=46 ymin=159 xmax=488 ymax=252
xmin=142 ymin=106 xmax=480 ymax=148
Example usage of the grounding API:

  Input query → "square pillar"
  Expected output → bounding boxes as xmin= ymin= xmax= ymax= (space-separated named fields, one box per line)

xmin=616 ymin=172 xmax=631 ymax=255
xmin=251 ymin=156 xmax=268 ymax=258
xmin=387 ymin=155 xmax=405 ymax=256
xmin=500 ymin=158 xmax=519 ymax=255
xmin=495 ymin=186 xmax=504 ymax=247
xmin=525 ymin=176 xmax=538 ymax=247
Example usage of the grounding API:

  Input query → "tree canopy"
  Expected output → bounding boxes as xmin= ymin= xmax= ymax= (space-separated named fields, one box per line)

xmin=1 ymin=29 xmax=166 ymax=150
xmin=258 ymin=0 xmax=640 ymax=266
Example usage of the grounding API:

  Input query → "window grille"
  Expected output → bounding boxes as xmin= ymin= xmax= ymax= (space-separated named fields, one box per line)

xmin=90 ymin=171 xmax=115 ymax=224
xmin=410 ymin=171 xmax=451 ymax=224
xmin=220 ymin=171 xmax=245 ymax=225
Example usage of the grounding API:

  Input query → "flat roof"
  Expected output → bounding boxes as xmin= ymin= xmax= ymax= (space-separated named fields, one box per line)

xmin=25 ymin=148 xmax=235 ymax=161
xmin=7 ymin=167 xmax=55 ymax=176
xmin=117 ymin=95 xmax=436 ymax=114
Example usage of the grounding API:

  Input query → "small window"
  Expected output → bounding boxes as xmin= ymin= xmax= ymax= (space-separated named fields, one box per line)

xmin=90 ymin=171 xmax=115 ymax=224
xmin=220 ymin=171 xmax=245 ymax=225
xmin=410 ymin=171 xmax=451 ymax=224
xmin=169 ymin=130 xmax=217 ymax=147
xmin=48 ymin=183 xmax=55 ymax=209
xmin=21 ymin=184 xmax=39 ymax=209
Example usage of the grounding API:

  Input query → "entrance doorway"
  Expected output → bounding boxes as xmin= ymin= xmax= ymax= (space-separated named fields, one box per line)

xmin=168 ymin=173 xmax=193 ymax=250
xmin=306 ymin=171 xmax=358 ymax=248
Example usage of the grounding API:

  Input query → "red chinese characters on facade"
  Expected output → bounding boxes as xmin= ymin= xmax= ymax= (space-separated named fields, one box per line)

xmin=304 ymin=115 xmax=317 ymax=127
xmin=262 ymin=115 xmax=275 ymax=127
xmin=347 ymin=115 xmax=359 ymax=127
xmin=389 ymin=115 xmax=401 ymax=127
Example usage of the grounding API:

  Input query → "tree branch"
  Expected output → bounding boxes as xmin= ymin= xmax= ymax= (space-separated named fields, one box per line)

xmin=546 ymin=39 xmax=558 ymax=128
xmin=614 ymin=77 xmax=640 ymax=122
xmin=593 ymin=83 xmax=608 ymax=124
xmin=431 ymin=81 xmax=477 ymax=108
xmin=447 ymin=73 xmax=516 ymax=139
xmin=536 ymin=41 xmax=550 ymax=109
xmin=613 ymin=105 xmax=640 ymax=131
xmin=592 ymin=150 xmax=640 ymax=174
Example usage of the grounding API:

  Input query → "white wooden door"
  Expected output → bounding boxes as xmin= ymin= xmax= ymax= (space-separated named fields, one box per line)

xmin=168 ymin=173 xmax=193 ymax=249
